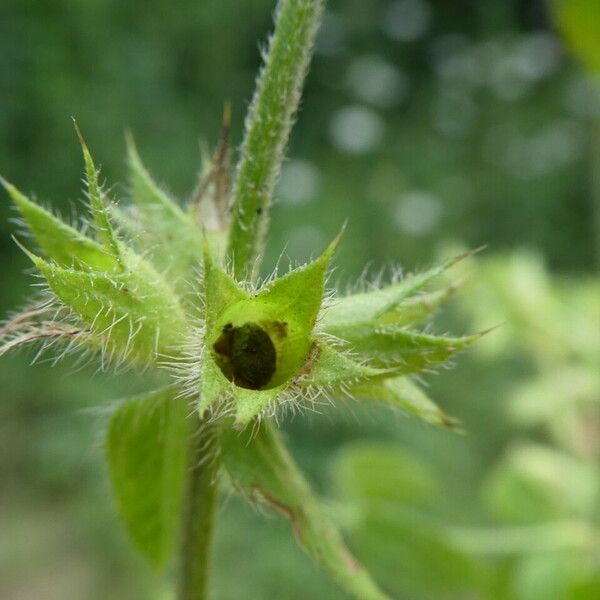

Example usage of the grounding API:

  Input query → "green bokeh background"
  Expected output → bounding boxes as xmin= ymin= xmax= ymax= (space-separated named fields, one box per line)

xmin=1 ymin=1 xmax=598 ymax=599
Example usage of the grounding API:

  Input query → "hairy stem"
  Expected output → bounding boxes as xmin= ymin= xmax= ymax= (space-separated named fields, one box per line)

xmin=177 ymin=418 xmax=220 ymax=600
xmin=177 ymin=3 xmax=327 ymax=597
xmin=227 ymin=0 xmax=326 ymax=280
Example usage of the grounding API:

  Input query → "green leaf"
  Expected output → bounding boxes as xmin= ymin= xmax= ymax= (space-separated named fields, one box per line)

xmin=2 ymin=177 xmax=119 ymax=272
xmin=105 ymin=387 xmax=190 ymax=568
xmin=325 ymin=323 xmax=482 ymax=374
xmin=126 ymin=136 xmax=204 ymax=285
xmin=348 ymin=376 xmax=459 ymax=429
xmin=320 ymin=251 xmax=471 ymax=329
xmin=27 ymin=249 xmax=187 ymax=363
xmin=221 ymin=421 xmax=392 ymax=600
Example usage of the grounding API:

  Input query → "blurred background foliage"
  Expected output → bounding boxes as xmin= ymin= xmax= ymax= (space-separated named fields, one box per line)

xmin=1 ymin=1 xmax=599 ymax=599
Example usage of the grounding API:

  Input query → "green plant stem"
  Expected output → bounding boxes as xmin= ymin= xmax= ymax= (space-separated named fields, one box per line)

xmin=177 ymin=2 xmax=326 ymax=596
xmin=227 ymin=0 xmax=326 ymax=280
xmin=176 ymin=418 xmax=220 ymax=600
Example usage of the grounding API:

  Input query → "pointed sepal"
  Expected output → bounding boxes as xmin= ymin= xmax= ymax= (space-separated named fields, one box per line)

xmin=320 ymin=251 xmax=476 ymax=329
xmin=233 ymin=385 xmax=283 ymax=426
xmin=302 ymin=341 xmax=390 ymax=389
xmin=74 ymin=122 xmax=122 ymax=264
xmin=324 ymin=323 xmax=483 ymax=374
xmin=348 ymin=376 xmax=460 ymax=430
xmin=376 ymin=283 xmax=462 ymax=328
xmin=127 ymin=133 xmax=188 ymax=223
xmin=198 ymin=358 xmax=231 ymax=416
xmin=203 ymin=246 xmax=248 ymax=329
xmin=256 ymin=232 xmax=339 ymax=332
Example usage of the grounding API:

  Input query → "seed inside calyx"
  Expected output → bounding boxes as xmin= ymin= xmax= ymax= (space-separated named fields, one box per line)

xmin=213 ymin=322 xmax=277 ymax=389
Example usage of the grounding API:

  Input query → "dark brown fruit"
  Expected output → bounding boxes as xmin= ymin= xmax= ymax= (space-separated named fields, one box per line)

xmin=213 ymin=323 xmax=276 ymax=389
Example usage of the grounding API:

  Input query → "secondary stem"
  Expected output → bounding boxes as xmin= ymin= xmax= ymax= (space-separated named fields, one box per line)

xmin=177 ymin=419 xmax=220 ymax=600
xmin=227 ymin=0 xmax=326 ymax=280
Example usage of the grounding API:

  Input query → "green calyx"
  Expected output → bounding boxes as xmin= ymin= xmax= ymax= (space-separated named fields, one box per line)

xmin=198 ymin=235 xmax=338 ymax=424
